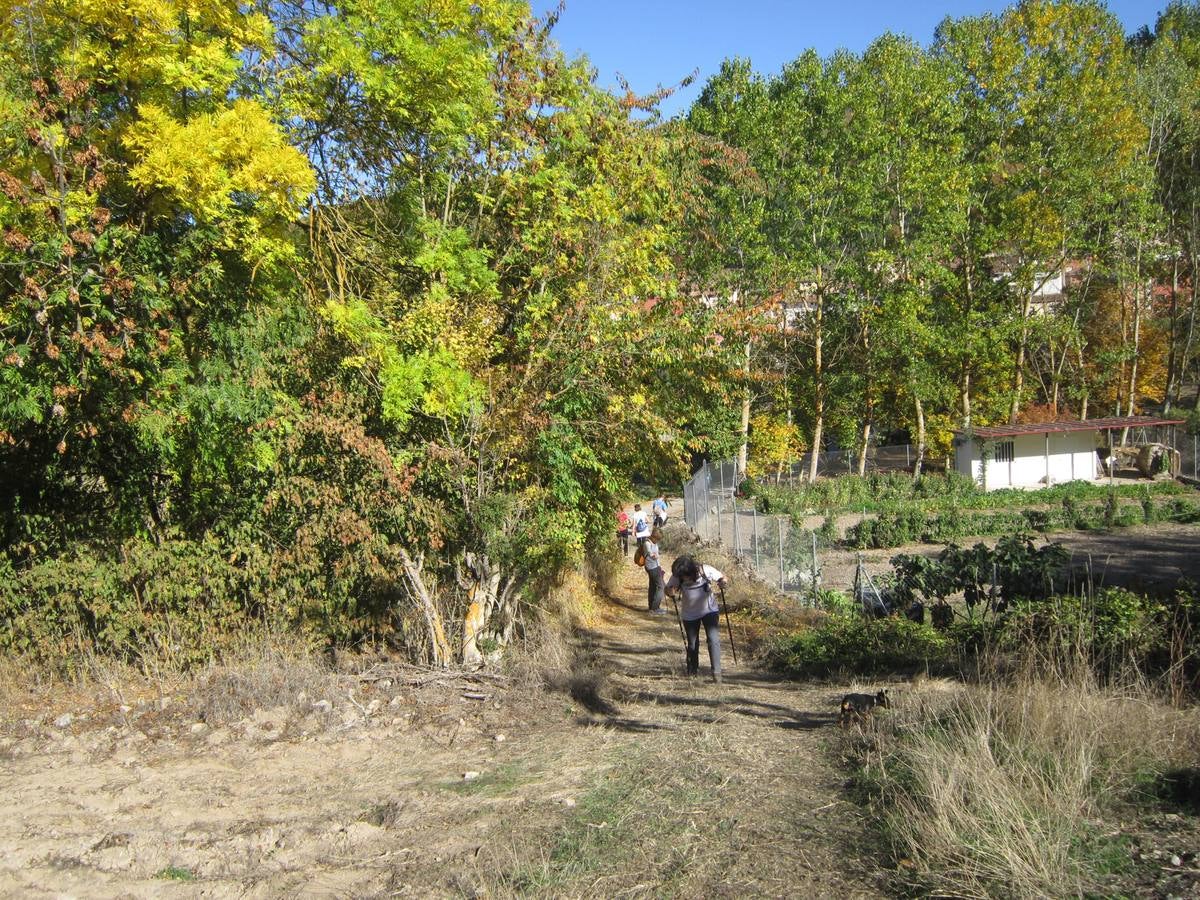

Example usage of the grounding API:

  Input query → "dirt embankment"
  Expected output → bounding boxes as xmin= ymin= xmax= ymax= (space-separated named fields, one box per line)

xmin=0 ymin=551 xmax=885 ymax=899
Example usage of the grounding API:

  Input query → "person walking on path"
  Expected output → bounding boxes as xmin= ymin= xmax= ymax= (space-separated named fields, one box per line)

xmin=616 ymin=509 xmax=632 ymax=556
xmin=643 ymin=528 xmax=666 ymax=613
xmin=632 ymin=503 xmax=651 ymax=550
xmin=666 ymin=555 xmax=728 ymax=683
xmin=652 ymin=494 xmax=670 ymax=528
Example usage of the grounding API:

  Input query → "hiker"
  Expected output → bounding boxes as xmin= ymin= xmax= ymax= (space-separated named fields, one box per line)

xmin=616 ymin=509 xmax=632 ymax=556
xmin=666 ymin=555 xmax=728 ymax=683
xmin=652 ymin=494 xmax=670 ymax=528
xmin=643 ymin=527 xmax=665 ymax=613
xmin=632 ymin=503 xmax=651 ymax=549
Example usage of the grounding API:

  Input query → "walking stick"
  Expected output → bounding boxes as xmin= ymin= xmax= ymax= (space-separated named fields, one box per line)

xmin=719 ymin=584 xmax=738 ymax=666
xmin=669 ymin=591 xmax=688 ymax=664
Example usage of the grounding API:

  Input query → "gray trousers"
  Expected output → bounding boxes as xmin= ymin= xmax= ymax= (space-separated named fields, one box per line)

xmin=646 ymin=566 xmax=665 ymax=610
xmin=684 ymin=611 xmax=721 ymax=675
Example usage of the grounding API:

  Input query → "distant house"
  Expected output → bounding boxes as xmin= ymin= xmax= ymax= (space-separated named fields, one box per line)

xmin=953 ymin=416 xmax=1185 ymax=491
xmin=989 ymin=257 xmax=1087 ymax=316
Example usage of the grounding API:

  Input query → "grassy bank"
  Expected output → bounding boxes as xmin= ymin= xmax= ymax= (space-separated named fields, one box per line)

xmin=846 ymin=673 xmax=1200 ymax=897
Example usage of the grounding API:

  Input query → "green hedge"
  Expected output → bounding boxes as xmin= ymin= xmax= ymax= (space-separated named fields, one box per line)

xmin=771 ymin=615 xmax=954 ymax=677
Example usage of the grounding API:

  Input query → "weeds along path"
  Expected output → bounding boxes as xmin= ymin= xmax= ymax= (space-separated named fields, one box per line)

xmin=0 ymin=556 xmax=883 ymax=899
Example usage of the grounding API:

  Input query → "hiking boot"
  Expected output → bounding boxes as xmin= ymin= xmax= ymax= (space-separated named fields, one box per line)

xmin=711 ymin=672 xmax=723 ymax=685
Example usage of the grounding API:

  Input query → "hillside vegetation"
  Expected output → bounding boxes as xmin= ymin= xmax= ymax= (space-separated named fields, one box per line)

xmin=5 ymin=0 xmax=1200 ymax=675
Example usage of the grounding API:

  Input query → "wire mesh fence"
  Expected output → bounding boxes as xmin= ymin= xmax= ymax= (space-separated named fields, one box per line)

xmin=682 ymin=431 xmax=1200 ymax=612
xmin=683 ymin=459 xmax=828 ymax=606
xmin=1180 ymin=432 xmax=1200 ymax=481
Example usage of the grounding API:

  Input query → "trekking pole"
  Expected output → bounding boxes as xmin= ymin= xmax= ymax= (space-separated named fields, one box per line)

xmin=669 ymin=590 xmax=690 ymax=676
xmin=719 ymin=584 xmax=738 ymax=666
xmin=669 ymin=592 xmax=685 ymax=641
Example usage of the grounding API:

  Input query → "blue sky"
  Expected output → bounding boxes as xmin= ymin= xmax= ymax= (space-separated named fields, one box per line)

xmin=534 ymin=1 xmax=1168 ymax=118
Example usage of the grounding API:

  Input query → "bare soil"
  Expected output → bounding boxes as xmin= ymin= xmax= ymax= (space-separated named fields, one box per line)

xmin=0 ymin=555 xmax=885 ymax=898
xmin=818 ymin=522 xmax=1200 ymax=596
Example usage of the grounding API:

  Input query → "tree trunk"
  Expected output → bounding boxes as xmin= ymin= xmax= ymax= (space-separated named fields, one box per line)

xmin=807 ymin=292 xmax=824 ymax=483
xmin=1180 ymin=249 xmax=1200 ymax=411
xmin=960 ymin=362 xmax=972 ymax=430
xmin=857 ymin=316 xmax=872 ymax=477
xmin=1127 ymin=278 xmax=1143 ymax=420
xmin=398 ymin=548 xmax=453 ymax=667
xmin=737 ymin=339 xmax=751 ymax=480
xmin=459 ymin=551 xmax=517 ymax=668
xmin=913 ymin=393 xmax=926 ymax=480
xmin=856 ymin=420 xmax=872 ymax=477
xmin=1165 ymin=255 xmax=1180 ymax=413
xmin=1009 ymin=287 xmax=1033 ymax=424
xmin=1076 ymin=340 xmax=1089 ymax=420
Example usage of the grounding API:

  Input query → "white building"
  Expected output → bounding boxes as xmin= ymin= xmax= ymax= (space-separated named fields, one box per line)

xmin=953 ymin=416 xmax=1185 ymax=491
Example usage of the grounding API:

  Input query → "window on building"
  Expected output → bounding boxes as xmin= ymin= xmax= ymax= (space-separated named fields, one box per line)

xmin=993 ymin=441 xmax=1014 ymax=463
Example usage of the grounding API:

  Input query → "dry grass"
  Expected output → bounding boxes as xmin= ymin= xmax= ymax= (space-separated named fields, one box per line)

xmin=184 ymin=642 xmax=343 ymax=726
xmin=853 ymin=673 xmax=1200 ymax=897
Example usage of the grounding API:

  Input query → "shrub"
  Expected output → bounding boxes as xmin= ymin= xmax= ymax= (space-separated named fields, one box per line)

xmin=817 ymin=511 xmax=839 ymax=544
xmin=817 ymin=589 xmax=858 ymax=617
xmin=999 ymin=590 xmax=1168 ymax=670
xmin=772 ymin=614 xmax=952 ymax=677
xmin=922 ymin=506 xmax=967 ymax=543
xmin=0 ymin=533 xmax=294 ymax=672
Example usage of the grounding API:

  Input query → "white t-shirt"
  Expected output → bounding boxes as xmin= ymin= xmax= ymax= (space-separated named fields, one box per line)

xmin=633 ymin=510 xmax=650 ymax=538
xmin=667 ymin=564 xmax=725 ymax=620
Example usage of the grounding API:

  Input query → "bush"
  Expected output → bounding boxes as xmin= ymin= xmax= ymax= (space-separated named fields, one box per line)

xmin=999 ymin=590 xmax=1168 ymax=670
xmin=0 ymin=533 xmax=294 ymax=672
xmin=772 ymin=614 xmax=952 ymax=677
xmin=817 ymin=511 xmax=839 ymax=544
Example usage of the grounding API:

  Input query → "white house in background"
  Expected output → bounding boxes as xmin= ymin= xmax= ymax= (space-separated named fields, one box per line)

xmin=953 ymin=416 xmax=1185 ymax=491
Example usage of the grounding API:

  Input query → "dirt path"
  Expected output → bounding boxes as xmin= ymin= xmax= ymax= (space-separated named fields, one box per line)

xmin=0 ymin=558 xmax=883 ymax=899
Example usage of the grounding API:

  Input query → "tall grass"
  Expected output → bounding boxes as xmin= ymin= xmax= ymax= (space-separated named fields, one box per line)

xmin=853 ymin=671 xmax=1200 ymax=898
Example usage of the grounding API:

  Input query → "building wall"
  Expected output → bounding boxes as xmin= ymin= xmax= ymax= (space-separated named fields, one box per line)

xmin=955 ymin=431 xmax=1100 ymax=490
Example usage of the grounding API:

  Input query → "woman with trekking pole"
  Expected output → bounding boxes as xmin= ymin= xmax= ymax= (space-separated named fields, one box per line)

xmin=665 ymin=555 xmax=730 ymax=684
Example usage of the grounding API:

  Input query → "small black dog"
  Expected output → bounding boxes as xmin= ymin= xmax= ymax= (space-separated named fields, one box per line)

xmin=840 ymin=689 xmax=889 ymax=726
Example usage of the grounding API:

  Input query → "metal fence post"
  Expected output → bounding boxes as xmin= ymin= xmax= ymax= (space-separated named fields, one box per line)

xmin=777 ymin=516 xmax=785 ymax=592
xmin=733 ymin=498 xmax=742 ymax=558
xmin=753 ymin=506 xmax=760 ymax=570
xmin=715 ymin=481 xmax=722 ymax=545
xmin=811 ymin=531 xmax=819 ymax=609
xmin=702 ymin=466 xmax=709 ymax=541
xmin=686 ymin=475 xmax=696 ymax=532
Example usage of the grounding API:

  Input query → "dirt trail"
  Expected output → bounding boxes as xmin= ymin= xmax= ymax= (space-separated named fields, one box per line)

xmin=0 ymin=556 xmax=883 ymax=899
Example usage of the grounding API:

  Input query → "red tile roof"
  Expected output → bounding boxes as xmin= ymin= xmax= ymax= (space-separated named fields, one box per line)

xmin=958 ymin=416 xmax=1186 ymax=440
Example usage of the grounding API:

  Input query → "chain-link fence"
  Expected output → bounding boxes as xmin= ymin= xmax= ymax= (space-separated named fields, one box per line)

xmin=683 ymin=459 xmax=827 ymax=606
xmin=1178 ymin=432 xmax=1200 ymax=481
